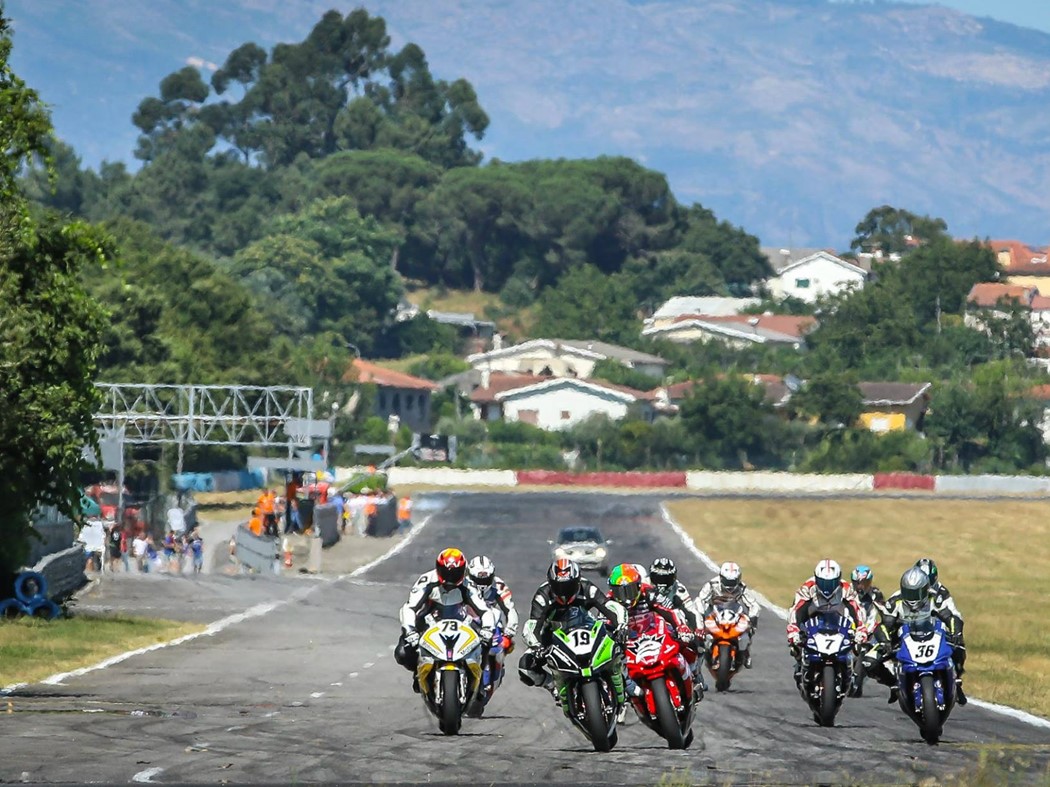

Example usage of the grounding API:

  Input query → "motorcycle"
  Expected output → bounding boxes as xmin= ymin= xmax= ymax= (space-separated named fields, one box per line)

xmin=798 ymin=611 xmax=856 ymax=727
xmin=625 ymin=611 xmax=695 ymax=749
xmin=849 ymin=596 xmax=880 ymax=698
xmin=543 ymin=606 xmax=622 ymax=752
xmin=895 ymin=615 xmax=956 ymax=744
xmin=467 ymin=623 xmax=505 ymax=718
xmin=703 ymin=599 xmax=751 ymax=692
xmin=416 ymin=607 xmax=485 ymax=735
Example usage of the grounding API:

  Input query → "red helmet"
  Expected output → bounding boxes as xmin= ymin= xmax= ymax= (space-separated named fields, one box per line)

xmin=436 ymin=548 xmax=467 ymax=587
xmin=547 ymin=558 xmax=581 ymax=605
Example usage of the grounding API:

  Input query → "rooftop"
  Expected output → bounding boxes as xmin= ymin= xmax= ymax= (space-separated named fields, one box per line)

xmin=343 ymin=359 xmax=439 ymax=391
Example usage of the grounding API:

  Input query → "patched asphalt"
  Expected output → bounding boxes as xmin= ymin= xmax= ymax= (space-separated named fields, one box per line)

xmin=2 ymin=492 xmax=1047 ymax=784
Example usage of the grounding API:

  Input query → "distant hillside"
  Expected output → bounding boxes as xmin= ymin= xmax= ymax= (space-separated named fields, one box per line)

xmin=8 ymin=0 xmax=1050 ymax=246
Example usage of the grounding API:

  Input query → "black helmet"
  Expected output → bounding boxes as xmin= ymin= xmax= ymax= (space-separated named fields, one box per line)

xmin=899 ymin=567 xmax=931 ymax=616
xmin=915 ymin=558 xmax=938 ymax=588
xmin=547 ymin=558 xmax=581 ymax=605
xmin=650 ymin=557 xmax=677 ymax=589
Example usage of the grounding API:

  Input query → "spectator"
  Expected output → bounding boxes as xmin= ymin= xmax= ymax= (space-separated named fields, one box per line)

xmin=120 ymin=526 xmax=131 ymax=572
xmin=248 ymin=507 xmax=264 ymax=537
xmin=341 ymin=495 xmax=351 ymax=535
xmin=285 ymin=498 xmax=302 ymax=535
xmin=145 ymin=535 xmax=160 ymax=573
xmin=188 ymin=528 xmax=204 ymax=574
xmin=162 ymin=530 xmax=178 ymax=572
xmin=257 ymin=489 xmax=277 ymax=537
xmin=107 ymin=524 xmax=123 ymax=572
xmin=349 ymin=492 xmax=366 ymax=536
xmin=132 ymin=532 xmax=149 ymax=573
xmin=166 ymin=502 xmax=187 ymax=536
xmin=364 ymin=490 xmax=378 ymax=536
xmin=397 ymin=495 xmax=413 ymax=534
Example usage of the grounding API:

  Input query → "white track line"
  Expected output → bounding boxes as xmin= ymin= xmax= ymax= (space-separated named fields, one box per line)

xmin=660 ymin=503 xmax=1050 ymax=731
xmin=1 ymin=518 xmax=433 ymax=696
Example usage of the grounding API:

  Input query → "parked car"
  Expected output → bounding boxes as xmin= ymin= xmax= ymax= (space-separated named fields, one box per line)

xmin=549 ymin=526 xmax=611 ymax=575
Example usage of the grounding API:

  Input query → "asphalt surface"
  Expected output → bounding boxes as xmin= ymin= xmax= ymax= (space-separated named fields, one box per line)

xmin=2 ymin=492 xmax=1048 ymax=785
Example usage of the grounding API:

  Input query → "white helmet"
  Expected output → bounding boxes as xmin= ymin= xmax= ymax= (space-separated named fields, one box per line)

xmin=468 ymin=555 xmax=496 ymax=587
xmin=814 ymin=559 xmax=842 ymax=599
xmin=718 ymin=561 xmax=742 ymax=591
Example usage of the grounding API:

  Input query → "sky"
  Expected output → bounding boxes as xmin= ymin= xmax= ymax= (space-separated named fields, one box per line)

xmin=898 ymin=0 xmax=1050 ymax=31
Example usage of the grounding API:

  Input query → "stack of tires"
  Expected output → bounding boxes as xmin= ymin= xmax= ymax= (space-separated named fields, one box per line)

xmin=0 ymin=571 xmax=62 ymax=620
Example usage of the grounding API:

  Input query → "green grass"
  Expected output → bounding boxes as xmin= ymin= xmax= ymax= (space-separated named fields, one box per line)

xmin=666 ymin=497 xmax=1050 ymax=719
xmin=0 ymin=614 xmax=204 ymax=687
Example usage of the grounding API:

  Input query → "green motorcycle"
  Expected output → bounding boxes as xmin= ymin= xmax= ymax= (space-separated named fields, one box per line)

xmin=544 ymin=606 xmax=623 ymax=752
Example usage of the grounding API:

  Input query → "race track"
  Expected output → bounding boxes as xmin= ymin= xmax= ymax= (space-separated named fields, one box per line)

xmin=2 ymin=493 xmax=1048 ymax=784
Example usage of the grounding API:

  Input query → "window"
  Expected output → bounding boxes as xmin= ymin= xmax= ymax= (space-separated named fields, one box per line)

xmin=795 ymin=278 xmax=810 ymax=288
xmin=517 ymin=409 xmax=539 ymax=425
xmin=561 ymin=410 xmax=571 ymax=420
xmin=378 ymin=392 xmax=387 ymax=410
xmin=391 ymin=392 xmax=401 ymax=411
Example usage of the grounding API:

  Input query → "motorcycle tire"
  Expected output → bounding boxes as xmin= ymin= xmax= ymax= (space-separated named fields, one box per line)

xmin=716 ymin=647 xmax=733 ymax=692
xmin=818 ymin=664 xmax=838 ymax=727
xmin=581 ymin=681 xmax=612 ymax=752
xmin=651 ymin=679 xmax=687 ymax=750
xmin=919 ymin=674 xmax=941 ymax=744
xmin=439 ymin=670 xmax=462 ymax=736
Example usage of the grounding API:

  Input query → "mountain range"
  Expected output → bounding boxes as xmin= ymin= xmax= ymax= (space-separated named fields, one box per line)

xmin=7 ymin=0 xmax=1050 ymax=248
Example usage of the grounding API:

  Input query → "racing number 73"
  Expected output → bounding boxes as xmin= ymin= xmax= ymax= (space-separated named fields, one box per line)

xmin=570 ymin=630 xmax=592 ymax=649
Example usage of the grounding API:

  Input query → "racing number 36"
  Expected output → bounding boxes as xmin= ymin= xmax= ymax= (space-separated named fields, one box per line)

xmin=914 ymin=643 xmax=936 ymax=659
xmin=570 ymin=630 xmax=592 ymax=648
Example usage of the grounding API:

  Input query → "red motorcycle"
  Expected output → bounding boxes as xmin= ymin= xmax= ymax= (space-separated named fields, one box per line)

xmin=624 ymin=611 xmax=696 ymax=749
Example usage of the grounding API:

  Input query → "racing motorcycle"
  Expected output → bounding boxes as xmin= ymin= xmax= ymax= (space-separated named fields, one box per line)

xmin=625 ymin=611 xmax=695 ymax=749
xmin=895 ymin=614 xmax=956 ymax=744
xmin=543 ymin=606 xmax=621 ymax=752
xmin=849 ymin=596 xmax=880 ymax=698
xmin=416 ymin=607 xmax=484 ymax=735
xmin=703 ymin=599 xmax=751 ymax=692
xmin=467 ymin=623 xmax=505 ymax=718
xmin=798 ymin=610 xmax=856 ymax=727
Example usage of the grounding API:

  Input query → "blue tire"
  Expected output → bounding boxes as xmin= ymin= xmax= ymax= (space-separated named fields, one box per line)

xmin=0 ymin=598 xmax=28 ymax=619
xmin=14 ymin=571 xmax=48 ymax=604
xmin=25 ymin=598 xmax=61 ymax=620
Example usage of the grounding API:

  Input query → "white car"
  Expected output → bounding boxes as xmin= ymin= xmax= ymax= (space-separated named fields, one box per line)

xmin=549 ymin=526 xmax=611 ymax=576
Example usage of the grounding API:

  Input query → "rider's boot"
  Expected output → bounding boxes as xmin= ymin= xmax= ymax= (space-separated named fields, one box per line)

xmin=625 ymin=677 xmax=644 ymax=699
xmin=888 ymin=686 xmax=899 ymax=704
xmin=743 ymin=647 xmax=753 ymax=669
xmin=412 ymin=674 xmax=421 ymax=694
xmin=956 ymin=679 xmax=967 ymax=706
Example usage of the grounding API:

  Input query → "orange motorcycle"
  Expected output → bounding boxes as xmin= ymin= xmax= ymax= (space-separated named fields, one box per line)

xmin=703 ymin=599 xmax=751 ymax=692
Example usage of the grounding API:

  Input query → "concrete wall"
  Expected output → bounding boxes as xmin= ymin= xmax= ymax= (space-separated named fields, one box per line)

xmin=686 ymin=471 xmax=874 ymax=493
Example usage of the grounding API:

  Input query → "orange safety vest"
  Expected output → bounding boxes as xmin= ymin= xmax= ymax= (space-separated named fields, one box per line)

xmin=365 ymin=498 xmax=378 ymax=518
xmin=397 ymin=498 xmax=412 ymax=520
xmin=249 ymin=515 xmax=263 ymax=536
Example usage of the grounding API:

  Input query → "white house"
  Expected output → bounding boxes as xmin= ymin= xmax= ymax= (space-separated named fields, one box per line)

xmin=466 ymin=338 xmax=667 ymax=380
xmin=766 ymin=251 xmax=867 ymax=303
xmin=642 ymin=314 xmax=817 ymax=349
xmin=469 ymin=374 xmax=653 ymax=430
xmin=646 ymin=296 xmax=760 ymax=329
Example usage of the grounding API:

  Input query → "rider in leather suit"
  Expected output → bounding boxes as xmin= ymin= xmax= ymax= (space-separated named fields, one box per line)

xmin=395 ymin=547 xmax=498 ymax=692
xmin=695 ymin=561 xmax=763 ymax=668
xmin=468 ymin=555 xmax=519 ymax=651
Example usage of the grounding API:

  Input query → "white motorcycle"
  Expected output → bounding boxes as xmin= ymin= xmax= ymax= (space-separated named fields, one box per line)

xmin=416 ymin=609 xmax=484 ymax=735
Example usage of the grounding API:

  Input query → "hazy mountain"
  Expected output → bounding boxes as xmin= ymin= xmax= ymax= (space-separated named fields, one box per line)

xmin=8 ymin=0 xmax=1050 ymax=247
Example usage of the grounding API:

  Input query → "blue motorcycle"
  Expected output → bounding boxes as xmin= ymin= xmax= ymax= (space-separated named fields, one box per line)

xmin=466 ymin=623 xmax=504 ymax=718
xmin=895 ymin=616 xmax=956 ymax=744
xmin=799 ymin=611 xmax=856 ymax=726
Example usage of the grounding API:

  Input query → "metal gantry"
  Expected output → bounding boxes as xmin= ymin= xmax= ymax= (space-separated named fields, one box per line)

xmin=95 ymin=383 xmax=314 ymax=447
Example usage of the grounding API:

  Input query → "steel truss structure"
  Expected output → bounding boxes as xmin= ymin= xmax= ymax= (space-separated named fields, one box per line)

xmin=95 ymin=383 xmax=314 ymax=447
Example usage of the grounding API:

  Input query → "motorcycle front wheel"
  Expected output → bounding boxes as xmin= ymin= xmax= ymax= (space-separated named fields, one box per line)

xmin=651 ymin=679 xmax=687 ymax=749
xmin=817 ymin=664 xmax=838 ymax=727
xmin=919 ymin=674 xmax=942 ymax=744
xmin=439 ymin=670 xmax=462 ymax=735
xmin=581 ymin=681 xmax=613 ymax=752
xmin=716 ymin=645 xmax=734 ymax=692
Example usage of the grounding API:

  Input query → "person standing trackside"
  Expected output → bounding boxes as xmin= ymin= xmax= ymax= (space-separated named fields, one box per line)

xmin=397 ymin=495 xmax=413 ymax=533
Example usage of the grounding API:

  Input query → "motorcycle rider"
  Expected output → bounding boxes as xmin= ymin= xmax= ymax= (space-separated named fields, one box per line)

xmin=468 ymin=555 xmax=519 ymax=652
xmin=395 ymin=547 xmax=499 ymax=693
xmin=695 ymin=561 xmax=762 ymax=669
xmin=610 ymin=563 xmax=705 ymax=700
xmin=649 ymin=557 xmax=700 ymax=630
xmin=518 ymin=558 xmax=630 ymax=706
xmin=865 ymin=561 xmax=967 ymax=705
xmin=851 ymin=565 xmax=884 ymax=633
xmin=786 ymin=559 xmax=867 ymax=685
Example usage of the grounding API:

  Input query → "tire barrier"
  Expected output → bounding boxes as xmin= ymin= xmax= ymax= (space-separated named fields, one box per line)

xmin=25 ymin=598 xmax=62 ymax=619
xmin=313 ymin=503 xmax=342 ymax=548
xmin=873 ymin=472 xmax=935 ymax=491
xmin=14 ymin=571 xmax=48 ymax=605
xmin=0 ymin=598 xmax=29 ymax=619
xmin=366 ymin=499 xmax=399 ymax=537
xmin=516 ymin=470 xmax=688 ymax=487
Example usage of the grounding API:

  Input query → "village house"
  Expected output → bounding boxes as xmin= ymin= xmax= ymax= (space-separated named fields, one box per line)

xmin=644 ymin=296 xmax=760 ymax=330
xmin=343 ymin=358 xmax=439 ymax=433
xmin=965 ymin=282 xmax=1050 ymax=348
xmin=762 ymin=248 xmax=868 ymax=303
xmin=468 ymin=372 xmax=654 ymax=430
xmin=642 ymin=313 xmax=817 ymax=349
xmin=466 ymin=338 xmax=668 ymax=380
xmin=989 ymin=240 xmax=1050 ymax=290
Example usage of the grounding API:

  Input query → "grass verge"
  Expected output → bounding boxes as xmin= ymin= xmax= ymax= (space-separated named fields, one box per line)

xmin=665 ymin=498 xmax=1050 ymax=719
xmin=0 ymin=614 xmax=204 ymax=687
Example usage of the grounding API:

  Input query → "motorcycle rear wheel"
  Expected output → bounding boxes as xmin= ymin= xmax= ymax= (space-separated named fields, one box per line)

xmin=581 ymin=681 xmax=613 ymax=752
xmin=716 ymin=646 xmax=734 ymax=692
xmin=919 ymin=674 xmax=942 ymax=744
xmin=651 ymin=679 xmax=687 ymax=749
xmin=817 ymin=664 xmax=838 ymax=727
xmin=439 ymin=670 xmax=462 ymax=735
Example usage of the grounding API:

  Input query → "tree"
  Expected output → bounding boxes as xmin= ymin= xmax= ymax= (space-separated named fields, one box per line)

xmin=532 ymin=265 xmax=639 ymax=345
xmin=678 ymin=377 xmax=779 ymax=468
xmin=850 ymin=205 xmax=948 ymax=255
xmin=790 ymin=373 xmax=863 ymax=427
xmin=0 ymin=15 xmax=110 ymax=583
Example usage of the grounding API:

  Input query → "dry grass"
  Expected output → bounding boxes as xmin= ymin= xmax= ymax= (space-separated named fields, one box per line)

xmin=665 ymin=498 xmax=1050 ymax=719
xmin=0 ymin=615 xmax=204 ymax=687
xmin=405 ymin=287 xmax=502 ymax=316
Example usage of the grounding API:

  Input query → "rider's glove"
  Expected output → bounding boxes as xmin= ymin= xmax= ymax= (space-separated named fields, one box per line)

xmin=502 ymin=635 xmax=515 ymax=653
xmin=479 ymin=627 xmax=494 ymax=645
xmin=677 ymin=627 xmax=695 ymax=645
xmin=404 ymin=630 xmax=420 ymax=647
xmin=786 ymin=625 xmax=801 ymax=647
xmin=613 ymin=625 xmax=629 ymax=645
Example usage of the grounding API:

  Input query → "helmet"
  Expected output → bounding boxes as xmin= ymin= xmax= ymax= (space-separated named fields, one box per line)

xmin=719 ymin=561 xmax=742 ymax=591
xmin=851 ymin=564 xmax=873 ymax=592
xmin=915 ymin=558 xmax=939 ymax=588
xmin=813 ymin=559 xmax=842 ymax=599
xmin=650 ymin=557 xmax=677 ymax=590
xmin=900 ymin=567 xmax=931 ymax=617
xmin=436 ymin=547 xmax=467 ymax=587
xmin=608 ymin=563 xmax=642 ymax=608
xmin=468 ymin=555 xmax=495 ymax=587
xmin=547 ymin=558 xmax=581 ymax=605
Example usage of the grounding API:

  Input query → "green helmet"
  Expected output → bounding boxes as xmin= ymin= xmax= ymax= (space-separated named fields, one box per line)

xmin=608 ymin=563 xmax=642 ymax=608
xmin=915 ymin=557 xmax=938 ymax=588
